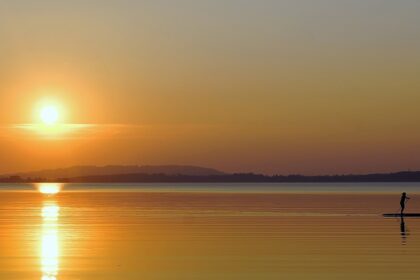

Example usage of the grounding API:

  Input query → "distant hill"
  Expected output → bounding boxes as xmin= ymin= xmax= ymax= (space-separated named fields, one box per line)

xmin=58 ymin=170 xmax=420 ymax=183
xmin=2 ymin=168 xmax=420 ymax=183
xmin=4 ymin=165 xmax=225 ymax=180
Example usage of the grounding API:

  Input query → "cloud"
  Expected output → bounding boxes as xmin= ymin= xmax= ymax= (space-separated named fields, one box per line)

xmin=0 ymin=123 xmax=139 ymax=140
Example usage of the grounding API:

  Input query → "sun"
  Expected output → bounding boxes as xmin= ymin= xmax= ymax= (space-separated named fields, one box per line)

xmin=40 ymin=106 xmax=59 ymax=125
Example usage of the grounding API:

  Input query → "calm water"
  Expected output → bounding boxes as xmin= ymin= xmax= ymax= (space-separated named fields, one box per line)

xmin=1 ymin=183 xmax=420 ymax=280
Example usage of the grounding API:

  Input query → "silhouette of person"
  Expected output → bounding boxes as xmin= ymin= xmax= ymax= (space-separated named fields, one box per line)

xmin=400 ymin=192 xmax=410 ymax=215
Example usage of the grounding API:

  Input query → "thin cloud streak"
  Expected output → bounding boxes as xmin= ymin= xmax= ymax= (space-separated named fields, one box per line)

xmin=0 ymin=124 xmax=141 ymax=140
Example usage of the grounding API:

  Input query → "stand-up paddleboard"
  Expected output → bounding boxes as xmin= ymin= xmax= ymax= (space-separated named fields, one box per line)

xmin=383 ymin=213 xmax=420 ymax=217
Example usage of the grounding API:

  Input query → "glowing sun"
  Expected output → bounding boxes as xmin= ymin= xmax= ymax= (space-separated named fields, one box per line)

xmin=40 ymin=106 xmax=59 ymax=125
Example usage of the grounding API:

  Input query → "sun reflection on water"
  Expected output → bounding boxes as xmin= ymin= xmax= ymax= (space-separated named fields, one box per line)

xmin=38 ymin=183 xmax=62 ymax=195
xmin=41 ymin=202 xmax=60 ymax=280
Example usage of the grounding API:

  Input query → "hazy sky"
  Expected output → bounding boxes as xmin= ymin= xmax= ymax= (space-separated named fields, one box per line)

xmin=0 ymin=0 xmax=419 ymax=174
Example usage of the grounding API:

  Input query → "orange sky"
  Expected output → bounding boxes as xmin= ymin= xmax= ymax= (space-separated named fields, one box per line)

xmin=0 ymin=1 xmax=419 ymax=175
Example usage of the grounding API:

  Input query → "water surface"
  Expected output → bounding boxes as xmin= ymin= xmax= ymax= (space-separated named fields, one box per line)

xmin=1 ymin=183 xmax=420 ymax=279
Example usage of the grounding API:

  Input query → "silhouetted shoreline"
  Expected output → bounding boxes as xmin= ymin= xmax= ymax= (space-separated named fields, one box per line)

xmin=2 ymin=171 xmax=420 ymax=183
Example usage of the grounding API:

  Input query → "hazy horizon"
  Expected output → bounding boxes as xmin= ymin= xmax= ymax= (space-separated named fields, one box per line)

xmin=1 ymin=1 xmax=420 ymax=175
xmin=2 ymin=164 xmax=420 ymax=178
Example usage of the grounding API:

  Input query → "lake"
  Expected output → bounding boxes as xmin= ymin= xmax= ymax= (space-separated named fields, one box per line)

xmin=1 ymin=182 xmax=420 ymax=279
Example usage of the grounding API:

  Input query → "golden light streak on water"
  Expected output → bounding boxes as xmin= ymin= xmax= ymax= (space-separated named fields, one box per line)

xmin=41 ymin=202 xmax=60 ymax=280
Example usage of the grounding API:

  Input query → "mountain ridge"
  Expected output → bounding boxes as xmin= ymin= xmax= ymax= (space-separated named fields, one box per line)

xmin=2 ymin=168 xmax=420 ymax=183
xmin=2 ymin=165 xmax=225 ymax=180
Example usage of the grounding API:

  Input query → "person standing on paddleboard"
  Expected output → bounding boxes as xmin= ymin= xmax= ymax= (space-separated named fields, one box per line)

xmin=400 ymin=192 xmax=410 ymax=215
